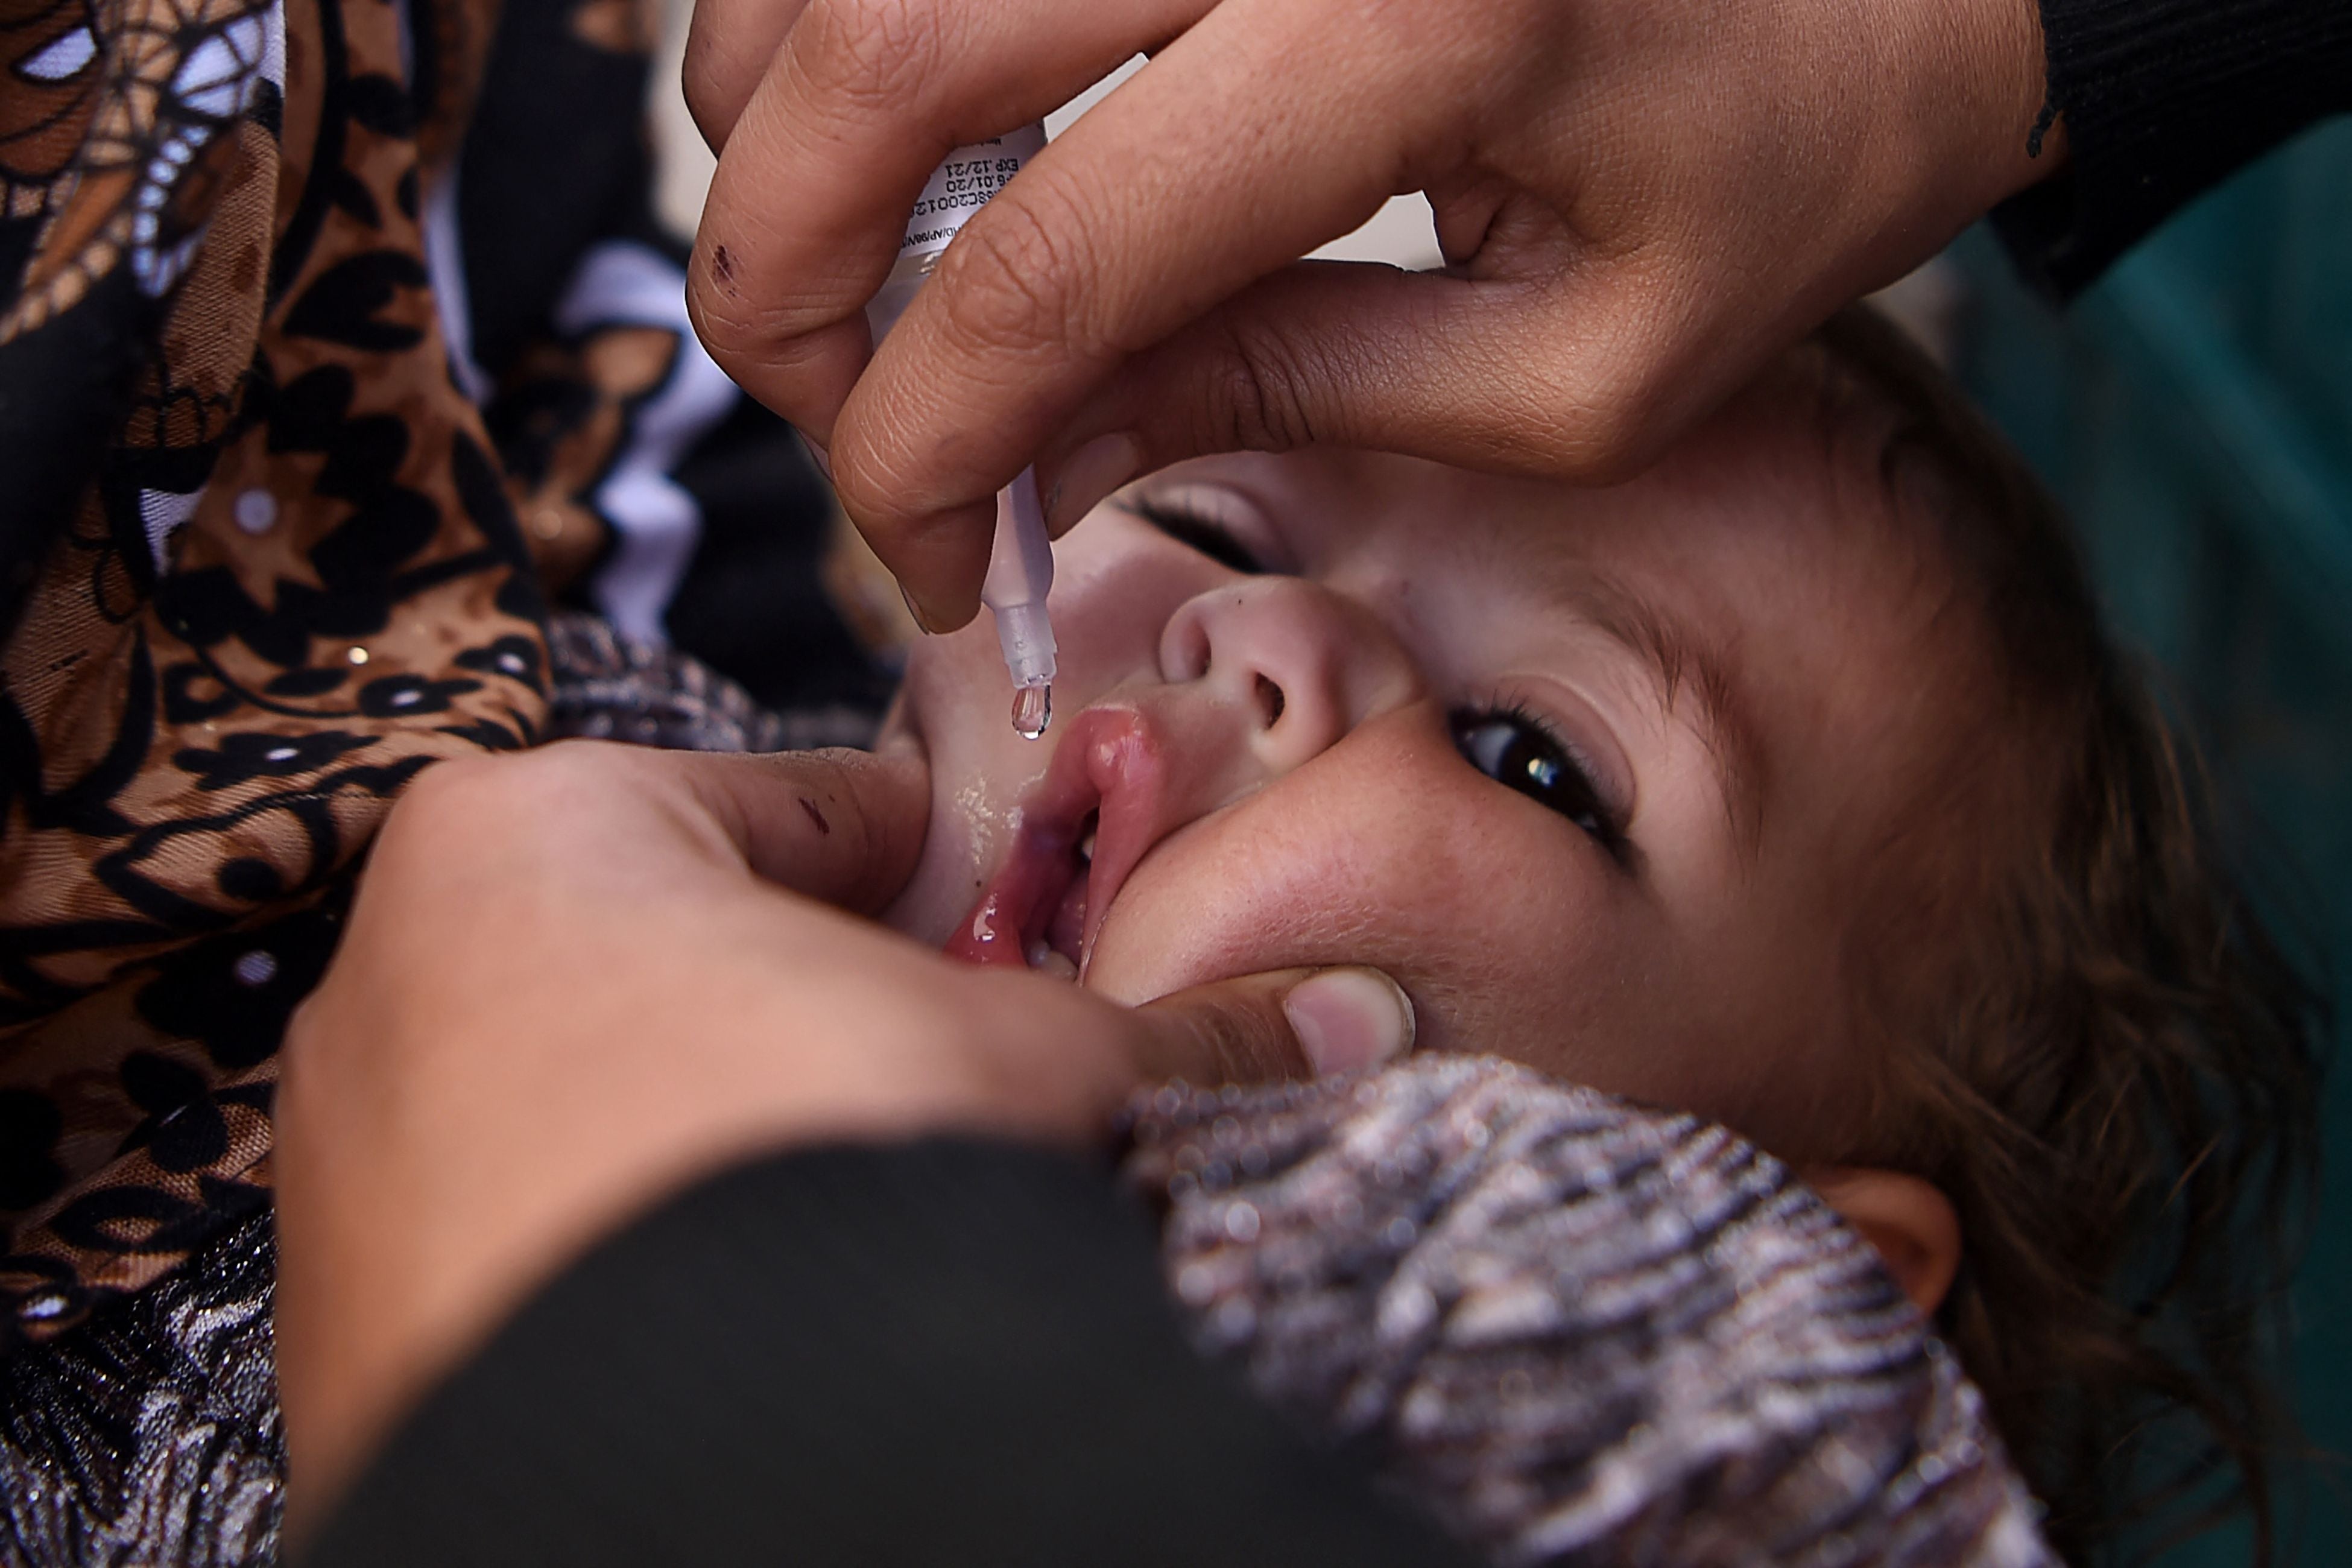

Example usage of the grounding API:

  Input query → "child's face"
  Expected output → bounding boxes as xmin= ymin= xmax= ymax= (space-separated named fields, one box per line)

xmin=878 ymin=413 xmax=1967 ymax=1155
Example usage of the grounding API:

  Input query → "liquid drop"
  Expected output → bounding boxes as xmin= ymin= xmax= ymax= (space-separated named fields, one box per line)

xmin=1012 ymin=683 xmax=1052 ymax=741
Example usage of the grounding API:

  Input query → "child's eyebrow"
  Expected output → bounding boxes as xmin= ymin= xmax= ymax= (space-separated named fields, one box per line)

xmin=1563 ymin=577 xmax=1766 ymax=861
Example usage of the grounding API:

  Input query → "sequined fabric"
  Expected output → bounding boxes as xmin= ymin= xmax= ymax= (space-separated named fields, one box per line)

xmin=543 ymin=613 xmax=875 ymax=755
xmin=0 ymin=1210 xmax=281 ymax=1566
xmin=1126 ymin=1058 xmax=2056 ymax=1568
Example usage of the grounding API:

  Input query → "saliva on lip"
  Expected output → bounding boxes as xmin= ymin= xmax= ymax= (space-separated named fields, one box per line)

xmin=1012 ymin=683 xmax=1052 ymax=742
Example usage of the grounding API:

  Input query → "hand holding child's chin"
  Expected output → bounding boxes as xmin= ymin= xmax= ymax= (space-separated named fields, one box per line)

xmin=271 ymin=739 xmax=1413 ymax=1533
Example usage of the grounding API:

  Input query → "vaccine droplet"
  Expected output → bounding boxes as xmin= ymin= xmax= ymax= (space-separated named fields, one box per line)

xmin=1012 ymin=683 xmax=1051 ymax=740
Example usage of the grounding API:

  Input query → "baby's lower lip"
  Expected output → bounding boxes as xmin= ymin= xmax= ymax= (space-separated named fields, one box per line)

xmin=944 ymin=706 xmax=1162 ymax=978
xmin=945 ymin=807 xmax=1094 ymax=976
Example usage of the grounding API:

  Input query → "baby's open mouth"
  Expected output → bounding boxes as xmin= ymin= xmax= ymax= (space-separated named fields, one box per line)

xmin=945 ymin=706 xmax=1167 ymax=981
xmin=1008 ymin=809 xmax=1096 ymax=980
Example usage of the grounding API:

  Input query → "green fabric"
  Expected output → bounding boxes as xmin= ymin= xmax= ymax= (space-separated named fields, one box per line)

xmin=1955 ymin=115 xmax=2352 ymax=1566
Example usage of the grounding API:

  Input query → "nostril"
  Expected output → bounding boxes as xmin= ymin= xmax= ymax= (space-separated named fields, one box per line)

xmin=1162 ymin=612 xmax=1212 ymax=684
xmin=1253 ymin=674 xmax=1285 ymax=729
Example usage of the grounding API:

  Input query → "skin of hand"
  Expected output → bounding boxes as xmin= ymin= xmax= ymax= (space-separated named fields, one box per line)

xmin=271 ymin=740 xmax=1414 ymax=1530
xmin=682 ymin=0 xmax=2061 ymax=630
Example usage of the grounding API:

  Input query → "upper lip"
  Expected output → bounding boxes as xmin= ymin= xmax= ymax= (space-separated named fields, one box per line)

xmin=1026 ymin=704 xmax=1170 ymax=975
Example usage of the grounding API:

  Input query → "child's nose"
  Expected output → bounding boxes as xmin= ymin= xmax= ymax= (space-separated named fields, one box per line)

xmin=1157 ymin=577 xmax=1421 ymax=778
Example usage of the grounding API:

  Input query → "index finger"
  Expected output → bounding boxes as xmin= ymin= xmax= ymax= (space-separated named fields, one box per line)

xmin=808 ymin=0 xmax=1488 ymax=624
xmin=666 ymin=744 xmax=931 ymax=914
xmin=688 ymin=0 xmax=1206 ymax=449
xmin=681 ymin=0 xmax=810 ymax=151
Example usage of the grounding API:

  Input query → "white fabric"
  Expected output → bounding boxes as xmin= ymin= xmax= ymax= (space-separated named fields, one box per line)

xmin=555 ymin=241 xmax=740 ymax=644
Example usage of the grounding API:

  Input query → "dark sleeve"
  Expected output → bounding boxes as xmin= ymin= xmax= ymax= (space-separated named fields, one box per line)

xmin=1993 ymin=0 xmax=2352 ymax=297
xmin=298 ymin=1140 xmax=1480 ymax=1568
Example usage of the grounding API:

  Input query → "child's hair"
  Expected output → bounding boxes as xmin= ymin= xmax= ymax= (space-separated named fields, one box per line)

xmin=1792 ymin=306 xmax=2324 ymax=1564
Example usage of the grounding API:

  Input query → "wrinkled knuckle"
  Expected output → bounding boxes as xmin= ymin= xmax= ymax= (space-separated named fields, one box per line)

xmin=795 ymin=0 xmax=943 ymax=114
xmin=1172 ymin=1007 xmax=1273 ymax=1089
xmin=686 ymin=284 xmax=783 ymax=373
xmin=1202 ymin=320 xmax=1325 ymax=454
xmin=928 ymin=196 xmax=1087 ymax=362
xmin=1198 ymin=1023 xmax=1262 ymax=1088
xmin=1238 ymin=1011 xmax=1303 ymax=1084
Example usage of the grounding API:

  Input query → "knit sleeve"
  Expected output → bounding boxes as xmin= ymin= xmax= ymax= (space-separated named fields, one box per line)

xmin=1994 ymin=0 xmax=2352 ymax=297
xmin=1123 ymin=1057 xmax=2057 ymax=1567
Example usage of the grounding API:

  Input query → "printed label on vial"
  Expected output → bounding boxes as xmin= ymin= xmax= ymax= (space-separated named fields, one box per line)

xmin=897 ymin=124 xmax=1048 ymax=261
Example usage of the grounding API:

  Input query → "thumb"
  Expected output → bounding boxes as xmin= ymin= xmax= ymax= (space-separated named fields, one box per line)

xmin=1128 ymin=967 xmax=1417 ymax=1088
xmin=1034 ymin=259 xmax=1695 ymax=533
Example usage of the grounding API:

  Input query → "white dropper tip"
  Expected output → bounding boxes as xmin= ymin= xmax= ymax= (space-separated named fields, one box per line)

xmin=996 ymin=602 xmax=1056 ymax=689
xmin=985 ymin=469 xmax=1057 ymax=738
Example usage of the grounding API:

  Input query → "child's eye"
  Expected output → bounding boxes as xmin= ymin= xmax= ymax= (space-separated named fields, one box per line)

xmin=1451 ymin=707 xmax=1628 ymax=855
xmin=1122 ymin=497 xmax=1268 ymax=575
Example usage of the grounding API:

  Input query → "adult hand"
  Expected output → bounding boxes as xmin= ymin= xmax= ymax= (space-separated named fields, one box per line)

xmin=273 ymin=741 xmax=1413 ymax=1524
xmin=683 ymin=0 xmax=2059 ymax=630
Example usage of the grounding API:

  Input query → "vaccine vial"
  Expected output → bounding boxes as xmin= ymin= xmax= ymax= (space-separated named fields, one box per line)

xmin=864 ymin=126 xmax=1059 ymax=738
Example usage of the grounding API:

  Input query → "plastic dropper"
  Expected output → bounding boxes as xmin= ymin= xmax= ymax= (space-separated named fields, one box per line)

xmin=988 ymin=470 xmax=1056 ymax=737
xmin=865 ymin=125 xmax=1057 ymax=739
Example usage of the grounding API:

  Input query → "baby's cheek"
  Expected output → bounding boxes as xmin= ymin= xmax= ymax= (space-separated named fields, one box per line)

xmin=1086 ymin=725 xmax=1640 ymax=1062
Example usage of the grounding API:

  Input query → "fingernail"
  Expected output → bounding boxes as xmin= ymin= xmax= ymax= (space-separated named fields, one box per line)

xmin=1283 ymin=969 xmax=1415 ymax=1077
xmin=898 ymin=583 xmax=937 ymax=636
xmin=1047 ymin=432 xmax=1143 ymax=532
xmin=799 ymin=432 xmax=833 ymax=481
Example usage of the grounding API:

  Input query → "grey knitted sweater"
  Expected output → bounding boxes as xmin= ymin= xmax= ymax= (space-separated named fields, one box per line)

xmin=0 ymin=1057 xmax=2052 ymax=1568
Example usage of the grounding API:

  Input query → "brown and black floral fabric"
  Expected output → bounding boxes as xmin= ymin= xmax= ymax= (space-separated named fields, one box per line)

xmin=0 ymin=0 xmax=861 ymax=1342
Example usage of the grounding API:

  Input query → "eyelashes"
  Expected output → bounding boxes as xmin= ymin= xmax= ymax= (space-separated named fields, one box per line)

xmin=1128 ymin=493 xmax=1634 ymax=865
xmin=1119 ymin=495 xmax=1269 ymax=576
xmin=1450 ymin=703 xmax=1630 ymax=859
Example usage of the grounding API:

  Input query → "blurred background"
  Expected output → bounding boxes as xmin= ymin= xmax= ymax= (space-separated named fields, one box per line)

xmin=645 ymin=21 xmax=2351 ymax=1561
xmin=1950 ymin=123 xmax=2352 ymax=1568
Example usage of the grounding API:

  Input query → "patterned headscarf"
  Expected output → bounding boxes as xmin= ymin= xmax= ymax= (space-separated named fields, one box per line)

xmin=0 ymin=0 xmax=721 ymax=1339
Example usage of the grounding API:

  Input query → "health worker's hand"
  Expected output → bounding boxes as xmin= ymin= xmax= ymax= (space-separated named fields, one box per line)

xmin=273 ymin=741 xmax=1414 ymax=1525
xmin=683 ymin=0 xmax=2060 ymax=631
